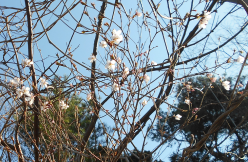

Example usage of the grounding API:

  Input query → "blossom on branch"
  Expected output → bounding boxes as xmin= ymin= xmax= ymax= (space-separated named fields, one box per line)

xmin=105 ymin=60 xmax=116 ymax=71
xmin=100 ymin=40 xmax=107 ymax=48
xmin=142 ymin=99 xmax=147 ymax=106
xmin=111 ymin=29 xmax=123 ymax=44
xmin=40 ymin=77 xmax=48 ymax=88
xmin=88 ymin=54 xmax=96 ymax=63
xmin=175 ymin=114 xmax=182 ymax=120
xmin=198 ymin=11 xmax=211 ymax=29
xmin=236 ymin=56 xmax=245 ymax=64
xmin=59 ymin=100 xmax=69 ymax=110
xmin=112 ymin=82 xmax=120 ymax=91
xmin=22 ymin=58 xmax=33 ymax=67
xmin=87 ymin=93 xmax=92 ymax=101
xmin=222 ymin=81 xmax=230 ymax=90
xmin=143 ymin=74 xmax=150 ymax=84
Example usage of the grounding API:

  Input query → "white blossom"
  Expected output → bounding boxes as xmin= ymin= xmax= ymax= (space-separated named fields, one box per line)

xmin=143 ymin=74 xmax=150 ymax=84
xmin=142 ymin=99 xmax=147 ymax=106
xmin=222 ymin=81 xmax=230 ymax=90
xmin=123 ymin=67 xmax=129 ymax=76
xmin=111 ymin=29 xmax=123 ymax=44
xmin=16 ymin=88 xmax=23 ymax=98
xmin=112 ymin=83 xmax=119 ymax=91
xmin=41 ymin=101 xmax=49 ymax=112
xmin=59 ymin=100 xmax=69 ymax=110
xmin=40 ymin=77 xmax=48 ymax=88
xmin=25 ymin=93 xmax=35 ymax=105
xmin=22 ymin=58 xmax=33 ymax=67
xmin=9 ymin=77 xmax=22 ymax=87
xmin=136 ymin=11 xmax=142 ymax=17
xmin=88 ymin=54 xmax=96 ymax=63
xmin=22 ymin=86 xmax=31 ymax=96
xmin=105 ymin=60 xmax=116 ymax=71
xmin=16 ymin=86 xmax=30 ymax=98
xmin=198 ymin=11 xmax=211 ymax=29
xmin=185 ymin=99 xmax=190 ymax=105
xmin=236 ymin=56 xmax=245 ymax=64
xmin=151 ymin=61 xmax=157 ymax=66
xmin=87 ymin=93 xmax=92 ymax=101
xmin=117 ymin=57 xmax=122 ymax=64
xmin=100 ymin=40 xmax=107 ymax=48
xmin=175 ymin=114 xmax=182 ymax=120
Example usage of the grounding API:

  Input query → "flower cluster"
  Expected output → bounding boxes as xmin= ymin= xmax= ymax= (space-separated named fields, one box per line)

xmin=9 ymin=77 xmax=23 ymax=87
xmin=111 ymin=29 xmax=123 ymax=44
xmin=40 ymin=77 xmax=48 ymax=88
xmin=22 ymin=58 xmax=33 ymax=67
xmin=59 ymin=100 xmax=69 ymax=110
xmin=222 ymin=81 xmax=230 ymax=90
xmin=88 ymin=54 xmax=96 ymax=63
xmin=105 ymin=60 xmax=116 ymax=71
xmin=198 ymin=11 xmax=211 ymax=29
xmin=142 ymin=99 xmax=147 ymax=106
xmin=236 ymin=56 xmax=245 ymax=64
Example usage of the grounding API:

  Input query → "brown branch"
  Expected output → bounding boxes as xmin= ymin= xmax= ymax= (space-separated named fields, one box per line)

xmin=24 ymin=0 xmax=40 ymax=161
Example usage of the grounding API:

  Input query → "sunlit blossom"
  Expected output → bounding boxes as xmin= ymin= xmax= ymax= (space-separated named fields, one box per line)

xmin=40 ymin=77 xmax=48 ymax=88
xmin=210 ymin=77 xmax=217 ymax=83
xmin=41 ymin=101 xmax=49 ymax=112
xmin=105 ymin=60 xmax=116 ymax=71
xmin=136 ymin=11 xmax=142 ymax=17
xmin=222 ymin=81 xmax=230 ymax=90
xmin=16 ymin=86 xmax=30 ymax=98
xmin=142 ymin=99 xmax=147 ymax=106
xmin=16 ymin=88 xmax=23 ymax=98
xmin=59 ymin=100 xmax=69 ymax=110
xmin=236 ymin=56 xmax=245 ymax=64
xmin=112 ymin=83 xmax=119 ymax=91
xmin=99 ymin=40 xmax=107 ymax=48
xmin=117 ymin=57 xmax=122 ymax=64
xmin=111 ymin=29 xmax=123 ymax=44
xmin=87 ymin=93 xmax=92 ymax=101
xmin=25 ymin=93 xmax=35 ymax=105
xmin=9 ymin=77 xmax=22 ymax=87
xmin=175 ymin=114 xmax=182 ymax=120
xmin=143 ymin=74 xmax=150 ymax=84
xmin=198 ymin=11 xmax=211 ymax=29
xmin=151 ymin=61 xmax=157 ymax=66
xmin=88 ymin=54 xmax=96 ymax=63
xmin=185 ymin=99 xmax=190 ymax=105
xmin=123 ymin=67 xmax=129 ymax=76
xmin=22 ymin=58 xmax=33 ymax=67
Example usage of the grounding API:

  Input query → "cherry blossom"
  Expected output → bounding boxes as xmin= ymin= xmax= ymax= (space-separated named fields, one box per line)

xmin=112 ymin=83 xmax=120 ymax=91
xmin=175 ymin=114 xmax=182 ymax=120
xmin=236 ymin=56 xmax=245 ymax=64
xmin=88 ymin=54 xmax=96 ymax=63
xmin=198 ymin=11 xmax=211 ymax=29
xmin=136 ymin=11 xmax=142 ymax=17
xmin=151 ymin=61 xmax=157 ymax=66
xmin=99 ymin=40 xmax=107 ymax=48
xmin=40 ymin=77 xmax=48 ymax=88
xmin=143 ymin=74 xmax=150 ymax=84
xmin=87 ymin=93 xmax=92 ymax=101
xmin=22 ymin=58 xmax=33 ymax=67
xmin=111 ymin=29 xmax=123 ymax=44
xmin=142 ymin=99 xmax=147 ymax=106
xmin=59 ymin=100 xmax=69 ymax=110
xmin=185 ymin=99 xmax=190 ymax=105
xmin=123 ymin=67 xmax=129 ymax=76
xmin=105 ymin=60 xmax=116 ymax=71
xmin=25 ymin=93 xmax=35 ymax=105
xmin=9 ymin=77 xmax=22 ymax=87
xmin=41 ymin=102 xmax=49 ymax=112
xmin=222 ymin=81 xmax=230 ymax=90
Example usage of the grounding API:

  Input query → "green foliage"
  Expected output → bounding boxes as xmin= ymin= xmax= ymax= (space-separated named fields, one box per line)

xmin=149 ymin=76 xmax=248 ymax=161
